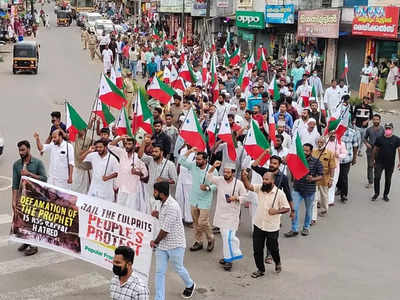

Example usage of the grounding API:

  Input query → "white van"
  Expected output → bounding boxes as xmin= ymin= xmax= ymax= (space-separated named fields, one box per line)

xmin=84 ymin=12 xmax=102 ymax=32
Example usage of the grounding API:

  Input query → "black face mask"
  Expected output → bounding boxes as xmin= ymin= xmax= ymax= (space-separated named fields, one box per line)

xmin=113 ymin=264 xmax=128 ymax=277
xmin=261 ymin=183 xmax=273 ymax=192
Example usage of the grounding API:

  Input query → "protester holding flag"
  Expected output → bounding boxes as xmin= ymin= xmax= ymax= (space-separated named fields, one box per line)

xmin=241 ymin=168 xmax=290 ymax=278
xmin=178 ymin=147 xmax=217 ymax=253
xmin=109 ymin=135 xmax=149 ymax=212
xmin=285 ymin=143 xmax=323 ymax=237
xmin=138 ymin=136 xmax=177 ymax=211
xmin=206 ymin=161 xmax=247 ymax=271
xmin=80 ymin=140 xmax=118 ymax=201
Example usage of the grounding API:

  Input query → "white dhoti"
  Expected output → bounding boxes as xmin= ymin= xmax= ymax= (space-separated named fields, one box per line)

xmin=117 ymin=191 xmax=139 ymax=209
xmin=221 ymin=229 xmax=243 ymax=263
xmin=47 ymin=176 xmax=70 ymax=190
xmin=175 ymin=182 xmax=193 ymax=223
xmin=71 ymin=168 xmax=90 ymax=194
xmin=137 ymin=182 xmax=150 ymax=214
xmin=328 ymin=167 xmax=339 ymax=204
xmin=312 ymin=188 xmax=320 ymax=221
xmin=104 ymin=61 xmax=112 ymax=73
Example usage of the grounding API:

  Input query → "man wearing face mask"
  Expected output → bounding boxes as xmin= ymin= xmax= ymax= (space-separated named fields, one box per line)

xmin=241 ymin=169 xmax=290 ymax=278
xmin=371 ymin=123 xmax=400 ymax=202
xmin=150 ymin=182 xmax=196 ymax=299
xmin=308 ymin=70 xmax=324 ymax=100
xmin=285 ymin=143 xmax=323 ymax=237
xmin=12 ymin=140 xmax=47 ymax=256
xmin=110 ymin=246 xmax=149 ymax=300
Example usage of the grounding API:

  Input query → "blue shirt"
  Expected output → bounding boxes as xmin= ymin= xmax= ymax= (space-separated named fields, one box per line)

xmin=247 ymin=95 xmax=262 ymax=111
xmin=291 ymin=67 xmax=305 ymax=87
xmin=178 ymin=156 xmax=217 ymax=209
xmin=274 ymin=112 xmax=294 ymax=128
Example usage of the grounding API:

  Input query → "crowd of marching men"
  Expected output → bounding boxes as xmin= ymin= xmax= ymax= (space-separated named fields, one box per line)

xmin=18 ymin=33 xmax=398 ymax=299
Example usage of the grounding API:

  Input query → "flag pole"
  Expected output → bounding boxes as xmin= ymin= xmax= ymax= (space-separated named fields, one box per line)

xmin=82 ymin=73 xmax=103 ymax=149
xmin=131 ymin=90 xmax=139 ymax=167
xmin=231 ymin=132 xmax=248 ymax=196
xmin=64 ymin=99 xmax=71 ymax=184
xmin=103 ymin=152 xmax=111 ymax=177
xmin=271 ymin=164 xmax=287 ymax=208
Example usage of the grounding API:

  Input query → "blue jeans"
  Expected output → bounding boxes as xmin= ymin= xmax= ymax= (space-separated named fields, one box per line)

xmin=155 ymin=247 xmax=193 ymax=300
xmin=130 ymin=60 xmax=137 ymax=79
xmin=291 ymin=190 xmax=315 ymax=232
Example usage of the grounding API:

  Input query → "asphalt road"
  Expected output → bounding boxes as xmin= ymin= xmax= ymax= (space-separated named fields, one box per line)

xmin=0 ymin=6 xmax=399 ymax=299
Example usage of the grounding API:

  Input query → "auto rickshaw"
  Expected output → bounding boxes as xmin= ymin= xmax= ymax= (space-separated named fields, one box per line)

xmin=12 ymin=41 xmax=39 ymax=74
xmin=57 ymin=10 xmax=71 ymax=26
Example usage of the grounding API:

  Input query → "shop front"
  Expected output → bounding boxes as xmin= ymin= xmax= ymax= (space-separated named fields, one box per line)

xmin=235 ymin=10 xmax=265 ymax=55
xmin=352 ymin=6 xmax=400 ymax=63
xmin=264 ymin=4 xmax=296 ymax=61
xmin=297 ymin=8 xmax=341 ymax=85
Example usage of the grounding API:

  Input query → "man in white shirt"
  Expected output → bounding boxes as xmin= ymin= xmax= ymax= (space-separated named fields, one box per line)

xmin=337 ymin=79 xmax=349 ymax=100
xmin=292 ymin=108 xmax=310 ymax=138
xmin=109 ymin=136 xmax=148 ymax=212
xmin=308 ymin=70 xmax=324 ymax=98
xmin=276 ymin=121 xmax=292 ymax=149
xmin=102 ymin=44 xmax=114 ymax=74
xmin=33 ymin=129 xmax=74 ymax=189
xmin=99 ymin=31 xmax=110 ymax=54
xmin=298 ymin=118 xmax=320 ymax=148
xmin=269 ymin=135 xmax=289 ymax=174
xmin=215 ymin=94 xmax=231 ymax=125
xmin=81 ymin=140 xmax=118 ymax=201
xmin=323 ymin=79 xmax=342 ymax=116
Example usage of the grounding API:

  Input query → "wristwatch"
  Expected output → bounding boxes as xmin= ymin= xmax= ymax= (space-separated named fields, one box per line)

xmin=206 ymin=186 xmax=210 ymax=191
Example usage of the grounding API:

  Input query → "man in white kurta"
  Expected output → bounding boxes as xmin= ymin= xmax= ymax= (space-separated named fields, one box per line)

xmin=175 ymin=146 xmax=194 ymax=223
xmin=34 ymin=130 xmax=74 ymax=189
xmin=324 ymin=80 xmax=342 ymax=116
xmin=298 ymin=118 xmax=321 ymax=148
xmin=102 ymin=44 xmax=113 ymax=73
xmin=82 ymin=141 xmax=118 ymax=201
xmin=108 ymin=136 xmax=148 ymax=212
xmin=206 ymin=161 xmax=247 ymax=271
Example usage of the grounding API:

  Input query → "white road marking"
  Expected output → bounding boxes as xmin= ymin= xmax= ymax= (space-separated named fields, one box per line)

xmin=0 ymin=251 xmax=75 ymax=276
xmin=0 ymin=272 xmax=109 ymax=299
xmin=0 ymin=214 xmax=12 ymax=225
xmin=0 ymin=176 xmax=12 ymax=192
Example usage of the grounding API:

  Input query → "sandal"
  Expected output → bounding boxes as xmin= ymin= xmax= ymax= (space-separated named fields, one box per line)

xmin=223 ymin=262 xmax=232 ymax=271
xmin=251 ymin=270 xmax=264 ymax=278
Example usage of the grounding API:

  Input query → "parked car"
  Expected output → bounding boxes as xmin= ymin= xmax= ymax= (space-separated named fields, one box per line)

xmin=84 ymin=12 xmax=102 ymax=32
xmin=94 ymin=19 xmax=114 ymax=40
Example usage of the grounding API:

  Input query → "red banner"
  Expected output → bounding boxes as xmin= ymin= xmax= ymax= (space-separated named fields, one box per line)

xmin=352 ymin=6 xmax=399 ymax=38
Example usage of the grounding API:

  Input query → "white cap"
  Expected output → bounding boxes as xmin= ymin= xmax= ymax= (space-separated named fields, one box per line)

xmin=224 ymin=162 xmax=236 ymax=170
xmin=308 ymin=118 xmax=317 ymax=124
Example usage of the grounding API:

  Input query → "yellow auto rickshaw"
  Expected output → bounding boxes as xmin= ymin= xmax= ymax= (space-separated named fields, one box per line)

xmin=12 ymin=41 xmax=39 ymax=74
xmin=57 ymin=10 xmax=71 ymax=26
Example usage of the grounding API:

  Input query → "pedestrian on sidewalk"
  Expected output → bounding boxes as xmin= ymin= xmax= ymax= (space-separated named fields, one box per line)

xmin=12 ymin=140 xmax=47 ymax=256
xmin=371 ymin=123 xmax=400 ymax=202
xmin=150 ymin=182 xmax=196 ymax=300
